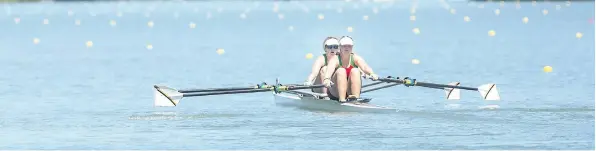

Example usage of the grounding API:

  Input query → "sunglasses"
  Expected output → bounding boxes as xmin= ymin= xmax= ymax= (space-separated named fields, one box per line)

xmin=325 ymin=44 xmax=339 ymax=49
xmin=341 ymin=45 xmax=353 ymax=51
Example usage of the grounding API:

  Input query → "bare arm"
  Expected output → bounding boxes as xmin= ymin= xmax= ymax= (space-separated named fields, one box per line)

xmin=323 ymin=56 xmax=339 ymax=80
xmin=306 ymin=56 xmax=325 ymax=83
xmin=354 ymin=55 xmax=375 ymax=75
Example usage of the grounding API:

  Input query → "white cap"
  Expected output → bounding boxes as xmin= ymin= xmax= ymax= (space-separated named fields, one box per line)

xmin=339 ymin=36 xmax=354 ymax=45
xmin=324 ymin=38 xmax=339 ymax=45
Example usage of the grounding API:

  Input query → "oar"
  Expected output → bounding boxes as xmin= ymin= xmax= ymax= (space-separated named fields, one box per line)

xmin=362 ymin=81 xmax=384 ymax=88
xmin=361 ymin=76 xmax=407 ymax=94
xmin=374 ymin=77 xmax=500 ymax=100
xmin=183 ymin=84 xmax=321 ymax=97
xmin=362 ymin=83 xmax=400 ymax=94
xmin=178 ymin=83 xmax=272 ymax=93
xmin=154 ymin=84 xmax=325 ymax=107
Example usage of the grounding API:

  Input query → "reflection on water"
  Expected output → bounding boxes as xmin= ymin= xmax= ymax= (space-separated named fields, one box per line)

xmin=128 ymin=111 xmax=246 ymax=120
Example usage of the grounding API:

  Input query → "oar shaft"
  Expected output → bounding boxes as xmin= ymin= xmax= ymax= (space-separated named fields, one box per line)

xmin=362 ymin=81 xmax=384 ymax=88
xmin=182 ymin=84 xmax=325 ymax=97
xmin=416 ymin=82 xmax=477 ymax=91
xmin=362 ymin=83 xmax=400 ymax=94
xmin=184 ymin=89 xmax=270 ymax=97
xmin=377 ymin=78 xmax=478 ymax=91
xmin=179 ymin=86 xmax=260 ymax=93
xmin=288 ymin=84 xmax=325 ymax=90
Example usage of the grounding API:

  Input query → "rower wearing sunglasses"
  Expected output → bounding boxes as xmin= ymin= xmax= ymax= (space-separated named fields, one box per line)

xmin=322 ymin=36 xmax=379 ymax=102
xmin=304 ymin=37 xmax=340 ymax=95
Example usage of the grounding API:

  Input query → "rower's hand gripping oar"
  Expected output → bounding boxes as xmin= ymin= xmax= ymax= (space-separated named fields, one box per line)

xmin=153 ymin=83 xmax=325 ymax=107
xmin=364 ymin=75 xmax=499 ymax=101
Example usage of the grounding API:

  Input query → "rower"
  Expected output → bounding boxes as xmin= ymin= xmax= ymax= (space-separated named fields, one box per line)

xmin=322 ymin=36 xmax=379 ymax=103
xmin=304 ymin=37 xmax=340 ymax=95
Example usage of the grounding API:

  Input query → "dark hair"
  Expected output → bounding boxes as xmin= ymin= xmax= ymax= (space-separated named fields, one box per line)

xmin=323 ymin=36 xmax=339 ymax=51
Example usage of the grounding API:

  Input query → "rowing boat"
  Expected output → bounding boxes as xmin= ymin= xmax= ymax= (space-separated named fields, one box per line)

xmin=273 ymin=90 xmax=397 ymax=113
xmin=152 ymin=76 xmax=500 ymax=113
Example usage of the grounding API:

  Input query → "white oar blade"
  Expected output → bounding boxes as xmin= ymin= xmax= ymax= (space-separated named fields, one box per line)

xmin=154 ymin=85 xmax=183 ymax=107
xmin=444 ymin=82 xmax=461 ymax=100
xmin=478 ymin=83 xmax=500 ymax=101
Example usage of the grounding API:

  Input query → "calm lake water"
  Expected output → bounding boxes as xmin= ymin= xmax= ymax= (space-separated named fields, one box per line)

xmin=0 ymin=0 xmax=594 ymax=149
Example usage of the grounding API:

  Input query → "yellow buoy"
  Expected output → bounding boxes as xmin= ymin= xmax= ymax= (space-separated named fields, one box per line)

xmin=543 ymin=66 xmax=553 ymax=73
xmin=347 ymin=26 xmax=353 ymax=32
xmin=147 ymin=21 xmax=154 ymax=28
xmin=410 ymin=15 xmax=416 ymax=21
xmin=305 ymin=53 xmax=313 ymax=59
xmin=412 ymin=28 xmax=420 ymax=35
xmin=110 ymin=20 xmax=117 ymax=27
xmin=464 ymin=16 xmax=471 ymax=22
xmin=189 ymin=22 xmax=196 ymax=29
xmin=363 ymin=15 xmax=369 ymax=21
xmin=488 ymin=30 xmax=496 ymax=37
xmin=216 ymin=48 xmax=225 ymax=55
xmin=33 ymin=38 xmax=40 ymax=44
xmin=86 ymin=41 xmax=94 ymax=48
xmin=494 ymin=9 xmax=500 ymax=16
xmin=522 ymin=17 xmax=529 ymax=24
xmin=411 ymin=59 xmax=420 ymax=64
xmin=576 ymin=32 xmax=583 ymax=39
xmin=146 ymin=44 xmax=153 ymax=50
xmin=318 ymin=14 xmax=325 ymax=20
xmin=542 ymin=9 xmax=549 ymax=15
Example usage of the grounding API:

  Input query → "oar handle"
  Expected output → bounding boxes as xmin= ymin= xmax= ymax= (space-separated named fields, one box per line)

xmin=377 ymin=77 xmax=478 ymax=91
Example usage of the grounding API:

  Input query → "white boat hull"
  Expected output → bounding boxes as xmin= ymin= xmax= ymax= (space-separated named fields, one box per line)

xmin=273 ymin=92 xmax=397 ymax=113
